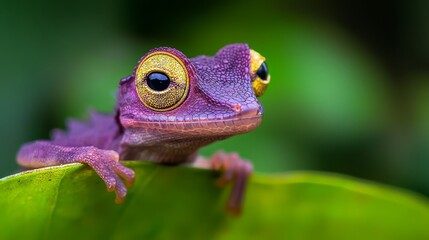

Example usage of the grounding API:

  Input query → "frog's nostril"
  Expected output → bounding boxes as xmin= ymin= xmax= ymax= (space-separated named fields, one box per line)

xmin=233 ymin=104 xmax=242 ymax=112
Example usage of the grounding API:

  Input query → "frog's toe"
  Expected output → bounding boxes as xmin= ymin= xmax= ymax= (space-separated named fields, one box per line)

xmin=85 ymin=158 xmax=117 ymax=192
xmin=96 ymin=162 xmax=128 ymax=203
xmin=105 ymin=161 xmax=133 ymax=204
xmin=209 ymin=152 xmax=253 ymax=216
xmin=227 ymin=159 xmax=252 ymax=215
xmin=113 ymin=173 xmax=128 ymax=204
xmin=80 ymin=148 xmax=134 ymax=204
xmin=103 ymin=172 xmax=117 ymax=193
xmin=113 ymin=161 xmax=135 ymax=187
xmin=211 ymin=152 xmax=237 ymax=186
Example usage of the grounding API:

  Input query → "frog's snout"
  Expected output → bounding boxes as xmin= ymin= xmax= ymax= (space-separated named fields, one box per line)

xmin=233 ymin=103 xmax=263 ymax=118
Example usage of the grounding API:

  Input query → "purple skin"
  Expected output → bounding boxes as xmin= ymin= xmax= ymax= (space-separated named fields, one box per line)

xmin=17 ymin=44 xmax=263 ymax=215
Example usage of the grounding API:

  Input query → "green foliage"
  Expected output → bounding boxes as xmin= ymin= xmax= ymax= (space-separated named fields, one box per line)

xmin=1 ymin=162 xmax=428 ymax=240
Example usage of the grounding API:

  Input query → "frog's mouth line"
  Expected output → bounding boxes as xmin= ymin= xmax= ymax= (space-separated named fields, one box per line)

xmin=121 ymin=102 xmax=263 ymax=134
xmin=121 ymin=115 xmax=262 ymax=135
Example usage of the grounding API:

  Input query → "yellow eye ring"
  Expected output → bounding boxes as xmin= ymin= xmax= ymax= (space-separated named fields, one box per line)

xmin=134 ymin=51 xmax=190 ymax=111
xmin=250 ymin=49 xmax=270 ymax=97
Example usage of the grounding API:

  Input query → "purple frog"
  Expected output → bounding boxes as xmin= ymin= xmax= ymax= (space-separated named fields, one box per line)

xmin=17 ymin=43 xmax=270 ymax=215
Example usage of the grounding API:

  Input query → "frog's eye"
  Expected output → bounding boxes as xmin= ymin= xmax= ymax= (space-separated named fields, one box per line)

xmin=250 ymin=49 xmax=270 ymax=97
xmin=134 ymin=51 xmax=190 ymax=111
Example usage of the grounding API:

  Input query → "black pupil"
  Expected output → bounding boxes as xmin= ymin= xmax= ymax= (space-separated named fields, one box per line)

xmin=256 ymin=62 xmax=268 ymax=80
xmin=147 ymin=72 xmax=170 ymax=91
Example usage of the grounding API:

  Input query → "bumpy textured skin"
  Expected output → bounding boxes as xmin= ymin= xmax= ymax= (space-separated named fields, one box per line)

xmin=17 ymin=44 xmax=263 ymax=214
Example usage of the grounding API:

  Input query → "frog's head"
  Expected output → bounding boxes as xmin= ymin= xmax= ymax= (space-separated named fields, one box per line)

xmin=118 ymin=44 xmax=270 ymax=162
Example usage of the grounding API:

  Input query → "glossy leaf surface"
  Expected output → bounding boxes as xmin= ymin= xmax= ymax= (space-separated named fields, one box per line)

xmin=1 ymin=162 xmax=428 ymax=240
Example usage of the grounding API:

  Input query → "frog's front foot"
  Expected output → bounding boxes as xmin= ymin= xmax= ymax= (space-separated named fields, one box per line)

xmin=205 ymin=152 xmax=253 ymax=215
xmin=78 ymin=148 xmax=135 ymax=203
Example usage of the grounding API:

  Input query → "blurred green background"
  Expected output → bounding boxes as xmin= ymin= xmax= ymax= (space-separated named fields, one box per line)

xmin=1 ymin=0 xmax=428 ymax=197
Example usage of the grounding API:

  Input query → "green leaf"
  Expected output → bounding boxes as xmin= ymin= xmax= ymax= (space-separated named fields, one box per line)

xmin=1 ymin=162 xmax=428 ymax=240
